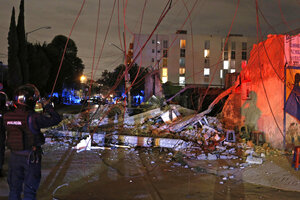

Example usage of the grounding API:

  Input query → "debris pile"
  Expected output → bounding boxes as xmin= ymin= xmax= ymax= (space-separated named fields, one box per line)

xmin=44 ymin=103 xmax=277 ymax=166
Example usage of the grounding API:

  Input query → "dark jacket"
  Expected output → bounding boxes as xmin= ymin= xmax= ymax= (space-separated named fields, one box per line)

xmin=4 ymin=104 xmax=61 ymax=152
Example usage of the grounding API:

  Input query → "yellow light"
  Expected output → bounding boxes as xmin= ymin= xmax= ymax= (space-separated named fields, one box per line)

xmin=180 ymin=40 xmax=186 ymax=48
xmin=162 ymin=68 xmax=168 ymax=77
xmin=204 ymin=49 xmax=210 ymax=58
xmin=80 ymin=75 xmax=87 ymax=83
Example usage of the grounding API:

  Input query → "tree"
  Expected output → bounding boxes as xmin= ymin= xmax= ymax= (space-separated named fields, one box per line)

xmin=17 ymin=0 xmax=28 ymax=83
xmin=7 ymin=7 xmax=22 ymax=92
xmin=129 ymin=63 xmax=148 ymax=96
xmin=27 ymin=43 xmax=51 ymax=95
xmin=97 ymin=63 xmax=147 ymax=97
xmin=45 ymin=35 xmax=84 ymax=93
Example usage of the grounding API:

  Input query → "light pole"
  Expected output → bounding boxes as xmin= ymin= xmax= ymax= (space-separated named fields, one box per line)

xmin=25 ymin=26 xmax=51 ymax=40
xmin=80 ymin=75 xmax=87 ymax=99
xmin=109 ymin=42 xmax=131 ymax=107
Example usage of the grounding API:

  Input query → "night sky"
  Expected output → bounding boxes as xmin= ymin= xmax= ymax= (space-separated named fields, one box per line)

xmin=0 ymin=0 xmax=299 ymax=79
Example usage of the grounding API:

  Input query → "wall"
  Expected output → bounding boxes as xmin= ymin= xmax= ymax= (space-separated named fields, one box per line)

xmin=223 ymin=35 xmax=287 ymax=148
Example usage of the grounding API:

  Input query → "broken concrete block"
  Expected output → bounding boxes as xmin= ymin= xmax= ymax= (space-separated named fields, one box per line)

xmin=74 ymin=135 xmax=91 ymax=152
xmin=246 ymin=156 xmax=263 ymax=164
xmin=154 ymin=138 xmax=187 ymax=150
xmin=161 ymin=110 xmax=178 ymax=123
xmin=220 ymin=155 xmax=228 ymax=159
xmin=203 ymin=125 xmax=217 ymax=133
xmin=214 ymin=134 xmax=221 ymax=141
xmin=225 ymin=130 xmax=236 ymax=142
xmin=197 ymin=154 xmax=207 ymax=160
xmin=207 ymin=153 xmax=217 ymax=160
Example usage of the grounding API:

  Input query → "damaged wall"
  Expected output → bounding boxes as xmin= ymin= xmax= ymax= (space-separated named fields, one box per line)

xmin=222 ymin=34 xmax=300 ymax=149
xmin=145 ymin=70 xmax=163 ymax=100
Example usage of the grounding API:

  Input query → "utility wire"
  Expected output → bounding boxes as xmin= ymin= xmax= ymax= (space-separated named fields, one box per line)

xmin=255 ymin=0 xmax=284 ymax=137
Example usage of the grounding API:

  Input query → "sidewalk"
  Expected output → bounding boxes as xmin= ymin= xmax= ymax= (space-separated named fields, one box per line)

xmin=185 ymin=153 xmax=300 ymax=192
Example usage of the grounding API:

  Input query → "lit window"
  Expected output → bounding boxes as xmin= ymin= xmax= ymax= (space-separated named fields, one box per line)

xmin=230 ymin=69 xmax=236 ymax=73
xmin=162 ymin=68 xmax=168 ymax=77
xmin=163 ymin=58 xmax=167 ymax=67
xmin=179 ymin=58 xmax=185 ymax=67
xmin=204 ymin=68 xmax=210 ymax=76
xmin=179 ymin=76 xmax=185 ymax=86
xmin=179 ymin=68 xmax=185 ymax=75
xmin=223 ymin=60 xmax=229 ymax=69
xmin=162 ymin=77 xmax=168 ymax=83
xmin=204 ymin=49 xmax=210 ymax=58
xmin=180 ymin=39 xmax=186 ymax=48
xmin=220 ymin=70 xmax=223 ymax=79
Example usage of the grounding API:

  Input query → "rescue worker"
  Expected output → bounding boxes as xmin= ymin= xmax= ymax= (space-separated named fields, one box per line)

xmin=0 ymin=91 xmax=8 ymax=177
xmin=4 ymin=84 xmax=61 ymax=200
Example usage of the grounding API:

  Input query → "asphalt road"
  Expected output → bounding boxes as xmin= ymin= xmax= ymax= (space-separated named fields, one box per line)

xmin=1 ymin=145 xmax=299 ymax=200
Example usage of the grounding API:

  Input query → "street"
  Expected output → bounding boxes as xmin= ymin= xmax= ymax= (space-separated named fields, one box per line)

xmin=1 ymin=144 xmax=299 ymax=200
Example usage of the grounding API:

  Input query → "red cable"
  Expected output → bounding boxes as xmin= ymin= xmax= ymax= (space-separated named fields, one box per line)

xmin=198 ymin=0 xmax=240 ymax=112
xmin=131 ymin=0 xmax=198 ymax=90
xmin=94 ymin=0 xmax=117 ymax=78
xmin=277 ymin=0 xmax=292 ymax=32
xmin=117 ymin=0 xmax=124 ymax=52
xmin=255 ymin=0 xmax=284 ymax=137
xmin=89 ymin=0 xmax=101 ymax=85
xmin=182 ymin=0 xmax=197 ymax=109
xmin=51 ymin=0 xmax=86 ymax=96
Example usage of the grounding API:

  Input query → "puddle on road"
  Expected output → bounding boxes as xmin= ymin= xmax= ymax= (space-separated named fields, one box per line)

xmin=37 ymin=147 xmax=299 ymax=200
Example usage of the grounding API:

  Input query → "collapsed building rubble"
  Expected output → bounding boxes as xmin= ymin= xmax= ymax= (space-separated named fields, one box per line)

xmin=43 ymin=99 xmax=290 ymax=170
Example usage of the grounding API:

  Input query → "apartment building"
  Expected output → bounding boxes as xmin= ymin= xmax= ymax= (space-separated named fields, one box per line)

xmin=132 ymin=31 xmax=256 ymax=88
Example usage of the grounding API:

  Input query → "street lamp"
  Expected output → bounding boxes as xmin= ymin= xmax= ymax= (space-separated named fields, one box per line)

xmin=25 ymin=26 xmax=51 ymax=40
xmin=80 ymin=74 xmax=87 ymax=84
xmin=80 ymin=75 xmax=87 ymax=99
xmin=109 ymin=42 xmax=131 ymax=107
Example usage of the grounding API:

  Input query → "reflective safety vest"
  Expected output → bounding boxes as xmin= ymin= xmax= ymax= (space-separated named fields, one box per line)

xmin=4 ymin=108 xmax=35 ymax=151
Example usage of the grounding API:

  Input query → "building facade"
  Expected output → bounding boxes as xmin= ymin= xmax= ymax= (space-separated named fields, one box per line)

xmin=132 ymin=31 xmax=256 ymax=88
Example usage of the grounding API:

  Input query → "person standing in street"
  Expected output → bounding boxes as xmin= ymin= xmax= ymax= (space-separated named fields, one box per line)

xmin=0 ymin=91 xmax=8 ymax=177
xmin=3 ymin=84 xmax=61 ymax=200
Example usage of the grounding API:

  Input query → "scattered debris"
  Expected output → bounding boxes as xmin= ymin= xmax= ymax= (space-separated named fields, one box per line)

xmin=44 ymin=103 xmax=275 ymax=170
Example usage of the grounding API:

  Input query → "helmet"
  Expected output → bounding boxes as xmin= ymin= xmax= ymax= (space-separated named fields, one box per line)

xmin=0 ymin=91 xmax=7 ymax=109
xmin=14 ymin=84 xmax=40 ymax=109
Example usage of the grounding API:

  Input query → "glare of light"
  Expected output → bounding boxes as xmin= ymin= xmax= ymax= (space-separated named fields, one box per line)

xmin=162 ymin=77 xmax=168 ymax=83
xmin=204 ymin=68 xmax=210 ymax=76
xmin=179 ymin=76 xmax=185 ymax=86
xmin=80 ymin=75 xmax=87 ymax=83
xmin=230 ymin=69 xmax=236 ymax=73
xmin=223 ymin=60 xmax=229 ymax=69
xmin=162 ymin=68 xmax=168 ymax=77
xmin=204 ymin=49 xmax=210 ymax=58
